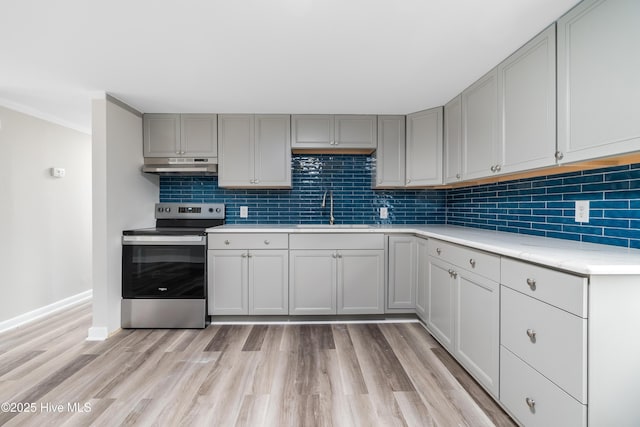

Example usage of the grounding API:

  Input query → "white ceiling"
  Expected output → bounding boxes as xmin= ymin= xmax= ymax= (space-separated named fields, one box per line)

xmin=0 ymin=0 xmax=580 ymax=134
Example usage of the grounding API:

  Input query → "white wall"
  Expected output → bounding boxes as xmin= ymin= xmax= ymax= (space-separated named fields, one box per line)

xmin=89 ymin=95 xmax=158 ymax=339
xmin=0 ymin=106 xmax=92 ymax=323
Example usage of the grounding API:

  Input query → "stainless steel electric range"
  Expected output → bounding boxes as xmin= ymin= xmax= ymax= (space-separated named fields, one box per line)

xmin=121 ymin=202 xmax=224 ymax=328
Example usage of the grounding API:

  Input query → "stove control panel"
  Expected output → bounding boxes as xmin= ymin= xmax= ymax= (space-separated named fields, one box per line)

xmin=155 ymin=203 xmax=225 ymax=219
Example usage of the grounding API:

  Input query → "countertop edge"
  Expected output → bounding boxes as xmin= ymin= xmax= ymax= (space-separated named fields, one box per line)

xmin=206 ymin=224 xmax=640 ymax=276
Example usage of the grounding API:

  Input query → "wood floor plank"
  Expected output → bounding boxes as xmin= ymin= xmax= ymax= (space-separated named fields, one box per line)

xmin=0 ymin=302 xmax=516 ymax=426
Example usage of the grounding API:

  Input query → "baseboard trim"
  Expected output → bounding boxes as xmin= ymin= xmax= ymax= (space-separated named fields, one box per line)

xmin=0 ymin=290 xmax=92 ymax=334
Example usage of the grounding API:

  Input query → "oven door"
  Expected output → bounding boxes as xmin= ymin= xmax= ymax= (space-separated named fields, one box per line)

xmin=122 ymin=239 xmax=206 ymax=299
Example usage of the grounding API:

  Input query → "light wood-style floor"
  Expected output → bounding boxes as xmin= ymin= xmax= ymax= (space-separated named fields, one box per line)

xmin=0 ymin=302 xmax=515 ymax=426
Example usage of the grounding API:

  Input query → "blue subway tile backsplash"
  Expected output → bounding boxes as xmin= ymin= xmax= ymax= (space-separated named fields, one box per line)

xmin=159 ymin=155 xmax=640 ymax=249
xmin=447 ymin=164 xmax=640 ymax=248
xmin=160 ymin=154 xmax=447 ymax=225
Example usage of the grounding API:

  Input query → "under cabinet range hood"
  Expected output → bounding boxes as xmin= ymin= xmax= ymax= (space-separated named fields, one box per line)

xmin=142 ymin=157 xmax=217 ymax=175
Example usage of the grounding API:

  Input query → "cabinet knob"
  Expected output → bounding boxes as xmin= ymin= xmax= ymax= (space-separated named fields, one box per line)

xmin=254 ymin=179 xmax=259 ymax=184
xmin=224 ymin=240 xmax=230 ymax=245
xmin=436 ymin=248 xmax=441 ymax=255
xmin=525 ymin=397 xmax=536 ymax=410
xmin=495 ymin=164 xmax=501 ymax=172
xmin=241 ymin=252 xmax=248 ymax=258
xmin=526 ymin=278 xmax=536 ymax=291
xmin=452 ymin=270 xmax=458 ymax=278
xmin=490 ymin=165 xmax=496 ymax=172
xmin=332 ymin=253 xmax=337 ymax=259
xmin=407 ymin=179 xmax=411 ymax=184
xmin=526 ymin=329 xmax=537 ymax=342
xmin=247 ymin=252 xmax=253 ymax=258
xmin=456 ymin=173 xmax=461 ymax=179
xmin=264 ymin=240 xmax=270 ymax=245
xmin=337 ymin=253 xmax=342 ymax=258
xmin=469 ymin=259 xmax=476 ymax=268
xmin=555 ymin=151 xmax=564 ymax=161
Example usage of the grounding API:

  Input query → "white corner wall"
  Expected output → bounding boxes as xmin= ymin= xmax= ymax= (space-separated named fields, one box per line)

xmin=0 ymin=106 xmax=92 ymax=324
xmin=89 ymin=95 xmax=158 ymax=339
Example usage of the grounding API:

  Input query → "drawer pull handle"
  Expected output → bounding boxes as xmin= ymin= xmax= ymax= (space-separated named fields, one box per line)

xmin=436 ymin=248 xmax=442 ymax=255
xmin=526 ymin=329 xmax=537 ymax=342
xmin=264 ymin=240 xmax=270 ymax=245
xmin=158 ymin=287 xmax=168 ymax=292
xmin=469 ymin=258 xmax=476 ymax=268
xmin=224 ymin=240 xmax=230 ymax=245
xmin=526 ymin=278 xmax=536 ymax=290
xmin=525 ymin=397 xmax=536 ymax=410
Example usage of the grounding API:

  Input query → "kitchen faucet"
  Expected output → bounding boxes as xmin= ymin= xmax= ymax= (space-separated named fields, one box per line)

xmin=322 ymin=190 xmax=335 ymax=225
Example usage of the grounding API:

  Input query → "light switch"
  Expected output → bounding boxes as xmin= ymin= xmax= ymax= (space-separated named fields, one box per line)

xmin=240 ymin=206 xmax=248 ymax=218
xmin=51 ymin=167 xmax=66 ymax=178
xmin=380 ymin=207 xmax=388 ymax=219
xmin=575 ymin=200 xmax=590 ymax=223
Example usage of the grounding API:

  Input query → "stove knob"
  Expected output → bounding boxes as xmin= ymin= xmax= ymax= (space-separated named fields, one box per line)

xmin=216 ymin=208 xmax=221 ymax=213
xmin=157 ymin=207 xmax=164 ymax=213
xmin=165 ymin=207 xmax=171 ymax=213
xmin=209 ymin=208 xmax=214 ymax=213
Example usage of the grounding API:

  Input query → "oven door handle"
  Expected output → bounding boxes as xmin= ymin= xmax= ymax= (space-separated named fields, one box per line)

xmin=122 ymin=236 xmax=205 ymax=245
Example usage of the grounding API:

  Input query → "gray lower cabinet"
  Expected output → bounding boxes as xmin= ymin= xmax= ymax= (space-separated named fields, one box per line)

xmin=557 ymin=0 xmax=640 ymax=164
xmin=208 ymin=249 xmax=288 ymax=315
xmin=414 ymin=237 xmax=429 ymax=321
xmin=289 ymin=233 xmax=385 ymax=315
xmin=387 ymin=235 xmax=416 ymax=311
xmin=426 ymin=239 xmax=500 ymax=397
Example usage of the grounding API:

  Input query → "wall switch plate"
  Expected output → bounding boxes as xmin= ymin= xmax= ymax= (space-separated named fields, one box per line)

xmin=575 ymin=200 xmax=590 ymax=223
xmin=51 ymin=167 xmax=66 ymax=178
xmin=240 ymin=206 xmax=248 ymax=218
xmin=380 ymin=207 xmax=388 ymax=219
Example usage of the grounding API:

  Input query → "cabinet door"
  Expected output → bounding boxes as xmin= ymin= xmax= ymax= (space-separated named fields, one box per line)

xmin=337 ymin=250 xmax=385 ymax=314
xmin=334 ymin=115 xmax=377 ymax=149
xmin=249 ymin=250 xmax=288 ymax=315
xmin=289 ymin=250 xmax=337 ymax=315
xmin=557 ymin=0 xmax=640 ymax=163
xmin=426 ymin=257 xmax=454 ymax=351
xmin=208 ymin=250 xmax=248 ymax=315
xmin=415 ymin=237 xmax=429 ymax=321
xmin=498 ymin=24 xmax=556 ymax=174
xmin=455 ymin=269 xmax=500 ymax=397
xmin=254 ymin=115 xmax=292 ymax=188
xmin=181 ymin=114 xmax=218 ymax=157
xmin=387 ymin=236 xmax=416 ymax=310
xmin=462 ymin=68 xmax=499 ymax=180
xmin=291 ymin=115 xmax=334 ymax=149
xmin=143 ymin=114 xmax=180 ymax=157
xmin=218 ymin=114 xmax=254 ymax=187
xmin=374 ymin=116 xmax=405 ymax=188
xmin=444 ymin=96 xmax=462 ymax=183
xmin=406 ymin=107 xmax=443 ymax=186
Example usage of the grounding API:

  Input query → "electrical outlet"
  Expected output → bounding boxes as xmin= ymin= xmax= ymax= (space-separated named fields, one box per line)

xmin=51 ymin=167 xmax=66 ymax=178
xmin=240 ymin=206 xmax=248 ymax=218
xmin=380 ymin=207 xmax=388 ymax=219
xmin=575 ymin=200 xmax=590 ymax=223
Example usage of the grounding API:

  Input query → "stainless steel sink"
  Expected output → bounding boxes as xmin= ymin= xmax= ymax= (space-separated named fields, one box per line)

xmin=295 ymin=224 xmax=372 ymax=229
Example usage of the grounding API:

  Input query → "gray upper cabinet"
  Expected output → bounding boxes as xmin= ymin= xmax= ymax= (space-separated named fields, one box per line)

xmin=373 ymin=115 xmax=406 ymax=188
xmin=444 ymin=96 xmax=462 ymax=184
xmin=406 ymin=107 xmax=443 ymax=186
xmin=218 ymin=114 xmax=291 ymax=188
xmin=143 ymin=113 xmax=217 ymax=158
xmin=498 ymin=24 xmax=557 ymax=174
xmin=557 ymin=0 xmax=640 ymax=164
xmin=462 ymin=68 xmax=500 ymax=180
xmin=292 ymin=115 xmax=377 ymax=150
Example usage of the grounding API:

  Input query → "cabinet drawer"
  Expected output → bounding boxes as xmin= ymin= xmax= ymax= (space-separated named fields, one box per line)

xmin=289 ymin=233 xmax=384 ymax=250
xmin=501 ymin=286 xmax=587 ymax=403
xmin=428 ymin=239 xmax=499 ymax=282
xmin=501 ymin=258 xmax=587 ymax=317
xmin=208 ymin=233 xmax=288 ymax=250
xmin=500 ymin=346 xmax=586 ymax=427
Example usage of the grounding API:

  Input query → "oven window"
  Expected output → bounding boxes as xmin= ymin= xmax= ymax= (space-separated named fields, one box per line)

xmin=122 ymin=245 xmax=205 ymax=298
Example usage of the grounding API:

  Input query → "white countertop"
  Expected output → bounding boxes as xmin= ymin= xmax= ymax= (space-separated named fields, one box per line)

xmin=207 ymin=224 xmax=640 ymax=275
